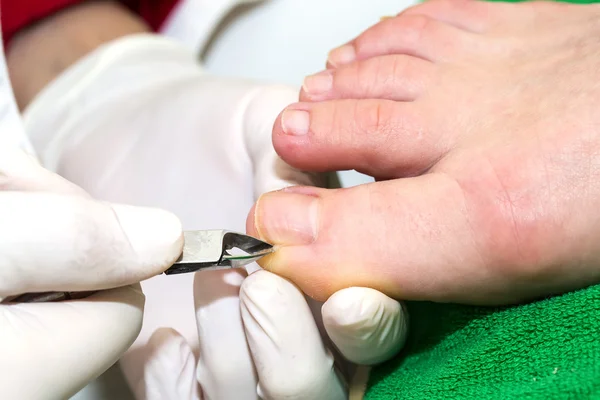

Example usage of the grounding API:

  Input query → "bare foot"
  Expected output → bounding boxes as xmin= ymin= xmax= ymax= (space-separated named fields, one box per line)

xmin=248 ymin=0 xmax=600 ymax=305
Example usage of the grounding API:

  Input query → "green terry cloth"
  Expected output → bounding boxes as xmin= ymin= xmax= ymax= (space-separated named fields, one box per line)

xmin=487 ymin=0 xmax=597 ymax=3
xmin=363 ymin=1 xmax=600 ymax=399
xmin=365 ymin=285 xmax=600 ymax=399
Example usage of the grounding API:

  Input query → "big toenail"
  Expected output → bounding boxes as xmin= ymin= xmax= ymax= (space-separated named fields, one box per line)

xmin=327 ymin=45 xmax=356 ymax=67
xmin=302 ymin=70 xmax=333 ymax=95
xmin=281 ymin=109 xmax=310 ymax=136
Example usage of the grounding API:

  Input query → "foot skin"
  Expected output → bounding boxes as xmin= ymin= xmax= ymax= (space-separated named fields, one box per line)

xmin=248 ymin=0 xmax=600 ymax=305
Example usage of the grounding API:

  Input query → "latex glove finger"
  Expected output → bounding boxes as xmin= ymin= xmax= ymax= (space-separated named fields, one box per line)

xmin=194 ymin=268 xmax=258 ymax=400
xmin=0 ymin=285 xmax=144 ymax=399
xmin=240 ymin=270 xmax=346 ymax=400
xmin=0 ymin=190 xmax=182 ymax=298
xmin=322 ymin=287 xmax=408 ymax=365
xmin=120 ymin=273 xmax=202 ymax=400
xmin=0 ymin=147 xmax=183 ymax=299
xmin=124 ymin=327 xmax=200 ymax=400
xmin=242 ymin=85 xmax=328 ymax=197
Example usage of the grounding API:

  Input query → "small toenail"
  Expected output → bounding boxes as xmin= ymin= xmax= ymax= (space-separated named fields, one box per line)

xmin=281 ymin=109 xmax=310 ymax=136
xmin=327 ymin=44 xmax=356 ymax=67
xmin=302 ymin=70 xmax=333 ymax=95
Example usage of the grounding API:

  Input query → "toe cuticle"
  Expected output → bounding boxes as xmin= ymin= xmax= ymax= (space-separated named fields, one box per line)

xmin=302 ymin=70 xmax=333 ymax=96
xmin=327 ymin=44 xmax=356 ymax=67
xmin=253 ymin=194 xmax=266 ymax=241
xmin=281 ymin=109 xmax=310 ymax=136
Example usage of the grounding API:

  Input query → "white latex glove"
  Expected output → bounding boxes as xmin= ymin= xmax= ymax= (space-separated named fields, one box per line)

xmin=23 ymin=34 xmax=408 ymax=400
xmin=0 ymin=45 xmax=184 ymax=399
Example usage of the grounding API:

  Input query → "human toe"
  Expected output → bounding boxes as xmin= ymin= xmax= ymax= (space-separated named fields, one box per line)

xmin=301 ymin=55 xmax=433 ymax=102
xmin=273 ymin=100 xmax=449 ymax=179
xmin=327 ymin=13 xmax=480 ymax=67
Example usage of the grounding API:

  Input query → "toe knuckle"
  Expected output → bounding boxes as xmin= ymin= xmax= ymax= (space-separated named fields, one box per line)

xmin=373 ymin=56 xmax=405 ymax=91
xmin=459 ymin=165 xmax=551 ymax=285
xmin=358 ymin=101 xmax=395 ymax=135
xmin=335 ymin=64 xmax=361 ymax=94
xmin=353 ymin=33 xmax=373 ymax=57
xmin=353 ymin=59 xmax=382 ymax=95
xmin=398 ymin=14 xmax=434 ymax=43
xmin=387 ymin=56 xmax=412 ymax=84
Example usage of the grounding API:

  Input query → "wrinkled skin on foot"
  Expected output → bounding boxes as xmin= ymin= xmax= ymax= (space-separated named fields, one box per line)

xmin=247 ymin=0 xmax=600 ymax=305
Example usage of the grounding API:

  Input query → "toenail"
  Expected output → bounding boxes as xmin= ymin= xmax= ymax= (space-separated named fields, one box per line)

xmin=327 ymin=44 xmax=356 ymax=67
xmin=281 ymin=109 xmax=310 ymax=136
xmin=302 ymin=70 xmax=333 ymax=95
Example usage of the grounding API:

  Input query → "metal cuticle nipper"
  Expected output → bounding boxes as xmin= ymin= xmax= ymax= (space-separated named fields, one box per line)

xmin=8 ymin=230 xmax=274 ymax=303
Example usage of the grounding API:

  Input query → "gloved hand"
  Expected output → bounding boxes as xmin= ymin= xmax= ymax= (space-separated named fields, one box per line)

xmin=0 ymin=121 xmax=183 ymax=400
xmin=22 ymin=34 xmax=408 ymax=400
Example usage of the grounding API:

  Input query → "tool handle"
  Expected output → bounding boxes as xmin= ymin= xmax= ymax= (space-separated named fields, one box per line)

xmin=8 ymin=291 xmax=97 ymax=303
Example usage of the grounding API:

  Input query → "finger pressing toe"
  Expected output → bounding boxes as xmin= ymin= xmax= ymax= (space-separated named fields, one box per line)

xmin=193 ymin=269 xmax=258 ymax=400
xmin=322 ymin=287 xmax=408 ymax=365
xmin=301 ymin=55 xmax=433 ymax=102
xmin=273 ymin=100 xmax=451 ymax=179
xmin=327 ymin=14 xmax=477 ymax=67
xmin=240 ymin=270 xmax=346 ymax=400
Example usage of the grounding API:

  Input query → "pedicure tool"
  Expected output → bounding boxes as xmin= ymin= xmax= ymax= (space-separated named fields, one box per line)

xmin=7 ymin=230 xmax=274 ymax=303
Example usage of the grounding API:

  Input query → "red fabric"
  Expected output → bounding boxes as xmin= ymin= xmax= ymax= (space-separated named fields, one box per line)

xmin=137 ymin=0 xmax=181 ymax=32
xmin=1 ymin=0 xmax=83 ymax=44
xmin=0 ymin=0 xmax=181 ymax=46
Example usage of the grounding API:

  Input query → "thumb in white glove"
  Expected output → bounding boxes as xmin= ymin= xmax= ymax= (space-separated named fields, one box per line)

xmin=322 ymin=287 xmax=408 ymax=366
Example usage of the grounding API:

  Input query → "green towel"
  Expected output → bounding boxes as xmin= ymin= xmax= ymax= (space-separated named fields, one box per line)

xmin=365 ymin=285 xmax=600 ymax=399
xmin=364 ymin=1 xmax=600 ymax=398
